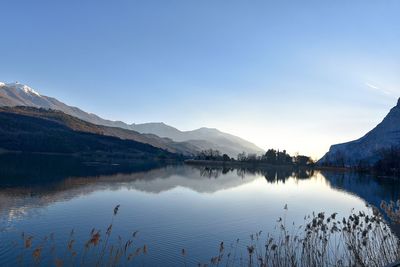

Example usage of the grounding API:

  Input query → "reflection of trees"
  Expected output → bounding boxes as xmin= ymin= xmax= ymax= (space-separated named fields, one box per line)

xmin=194 ymin=166 xmax=314 ymax=182
xmin=236 ymin=168 xmax=246 ymax=179
xmin=263 ymin=168 xmax=314 ymax=183
xmin=297 ymin=169 xmax=314 ymax=179
xmin=222 ymin=167 xmax=231 ymax=174
xmin=199 ymin=167 xmax=236 ymax=178
xmin=199 ymin=167 xmax=221 ymax=179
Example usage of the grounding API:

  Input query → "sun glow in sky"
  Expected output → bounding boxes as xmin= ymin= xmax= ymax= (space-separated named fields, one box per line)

xmin=1 ymin=0 xmax=399 ymax=158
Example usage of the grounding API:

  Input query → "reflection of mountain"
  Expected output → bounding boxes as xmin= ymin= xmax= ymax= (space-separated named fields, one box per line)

xmin=0 ymin=159 xmax=257 ymax=195
xmin=0 ymin=153 xmax=311 ymax=195
xmin=120 ymin=166 xmax=260 ymax=194
xmin=318 ymin=171 xmax=400 ymax=235
xmin=0 ymin=159 xmax=263 ymax=224
xmin=0 ymin=153 xmax=167 ymax=186
xmin=1 ymin=154 xmax=399 ymax=232
xmin=318 ymin=171 xmax=400 ymax=210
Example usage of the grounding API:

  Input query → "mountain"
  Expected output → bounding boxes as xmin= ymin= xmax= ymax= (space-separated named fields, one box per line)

xmin=0 ymin=82 xmax=132 ymax=128
xmin=0 ymin=82 xmax=264 ymax=157
xmin=0 ymin=82 xmax=200 ymax=155
xmin=319 ymin=98 xmax=400 ymax=166
xmin=0 ymin=106 xmax=181 ymax=162
xmin=0 ymin=106 xmax=198 ymax=155
xmin=131 ymin=123 xmax=264 ymax=157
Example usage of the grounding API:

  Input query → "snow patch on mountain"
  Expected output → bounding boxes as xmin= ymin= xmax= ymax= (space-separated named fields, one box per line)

xmin=3 ymin=82 xmax=41 ymax=96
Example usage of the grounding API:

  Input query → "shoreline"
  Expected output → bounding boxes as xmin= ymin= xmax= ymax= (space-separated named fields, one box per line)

xmin=184 ymin=159 xmax=308 ymax=169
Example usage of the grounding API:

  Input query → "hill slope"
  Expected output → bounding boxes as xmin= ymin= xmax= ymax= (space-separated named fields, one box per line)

xmin=0 ymin=107 xmax=180 ymax=162
xmin=131 ymin=123 xmax=264 ymax=157
xmin=0 ymin=83 xmax=199 ymax=155
xmin=0 ymin=106 xmax=195 ymax=155
xmin=0 ymin=82 xmax=264 ymax=157
xmin=319 ymin=98 xmax=400 ymax=166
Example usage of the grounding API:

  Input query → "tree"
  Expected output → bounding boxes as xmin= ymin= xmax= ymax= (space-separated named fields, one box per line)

xmin=222 ymin=154 xmax=230 ymax=161
xmin=247 ymin=153 xmax=258 ymax=162
xmin=264 ymin=149 xmax=277 ymax=164
xmin=294 ymin=155 xmax=312 ymax=166
xmin=196 ymin=149 xmax=222 ymax=160
xmin=277 ymin=150 xmax=292 ymax=164
xmin=237 ymin=152 xmax=247 ymax=161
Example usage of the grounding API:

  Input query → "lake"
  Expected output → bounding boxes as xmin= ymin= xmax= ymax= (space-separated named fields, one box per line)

xmin=0 ymin=154 xmax=399 ymax=266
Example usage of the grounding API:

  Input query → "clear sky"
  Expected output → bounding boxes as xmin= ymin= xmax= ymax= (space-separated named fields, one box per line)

xmin=1 ymin=0 xmax=399 ymax=158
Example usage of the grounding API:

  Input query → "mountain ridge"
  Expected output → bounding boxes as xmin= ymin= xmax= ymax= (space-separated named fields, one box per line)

xmin=0 ymin=82 xmax=264 ymax=157
xmin=318 ymin=98 xmax=400 ymax=166
xmin=0 ymin=106 xmax=198 ymax=155
xmin=0 ymin=107 xmax=181 ymax=163
xmin=130 ymin=122 xmax=263 ymax=156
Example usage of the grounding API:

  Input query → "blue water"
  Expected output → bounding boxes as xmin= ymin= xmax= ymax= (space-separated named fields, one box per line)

xmin=0 ymin=162 xmax=399 ymax=266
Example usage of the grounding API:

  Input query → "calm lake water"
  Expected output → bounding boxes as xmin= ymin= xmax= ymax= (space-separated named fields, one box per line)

xmin=0 ymin=154 xmax=399 ymax=266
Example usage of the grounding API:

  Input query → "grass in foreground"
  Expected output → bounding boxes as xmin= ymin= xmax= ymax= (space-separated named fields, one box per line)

xmin=12 ymin=203 xmax=400 ymax=267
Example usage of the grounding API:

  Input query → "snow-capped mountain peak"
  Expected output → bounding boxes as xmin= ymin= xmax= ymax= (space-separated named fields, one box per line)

xmin=2 ymin=82 xmax=41 ymax=97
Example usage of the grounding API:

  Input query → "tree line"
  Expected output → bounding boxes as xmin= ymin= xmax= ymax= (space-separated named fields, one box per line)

xmin=194 ymin=149 xmax=314 ymax=166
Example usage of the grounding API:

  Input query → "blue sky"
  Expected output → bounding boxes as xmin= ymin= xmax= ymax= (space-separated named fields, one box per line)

xmin=1 ymin=0 xmax=399 ymax=158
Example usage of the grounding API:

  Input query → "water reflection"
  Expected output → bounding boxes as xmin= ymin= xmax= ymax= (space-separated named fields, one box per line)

xmin=0 ymin=154 xmax=399 ymax=223
xmin=320 ymin=171 xmax=400 ymax=208
xmin=0 ymin=153 xmax=167 ymax=186
xmin=195 ymin=166 xmax=400 ymax=212
xmin=1 ymin=154 xmax=400 ymax=266
xmin=198 ymin=166 xmax=314 ymax=181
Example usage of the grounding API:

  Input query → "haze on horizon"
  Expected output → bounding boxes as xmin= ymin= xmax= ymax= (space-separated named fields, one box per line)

xmin=1 ymin=0 xmax=399 ymax=159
